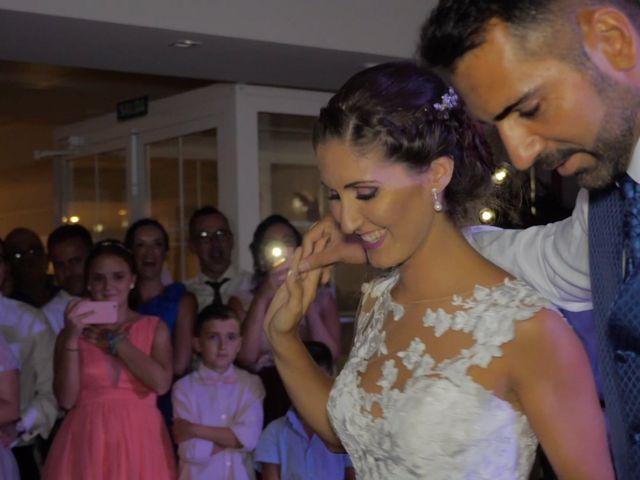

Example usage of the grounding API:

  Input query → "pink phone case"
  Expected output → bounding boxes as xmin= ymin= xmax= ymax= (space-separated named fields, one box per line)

xmin=76 ymin=301 xmax=118 ymax=324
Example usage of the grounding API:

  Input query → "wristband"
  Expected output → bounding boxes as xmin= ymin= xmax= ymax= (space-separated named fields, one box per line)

xmin=107 ymin=331 xmax=127 ymax=355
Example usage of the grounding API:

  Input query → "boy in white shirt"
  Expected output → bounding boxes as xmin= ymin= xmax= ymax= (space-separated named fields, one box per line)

xmin=172 ymin=304 xmax=264 ymax=480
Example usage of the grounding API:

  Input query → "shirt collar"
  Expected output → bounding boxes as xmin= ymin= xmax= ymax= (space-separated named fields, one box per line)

xmin=197 ymin=264 xmax=237 ymax=283
xmin=627 ymin=137 xmax=640 ymax=183
xmin=286 ymin=408 xmax=309 ymax=439
xmin=196 ymin=363 xmax=237 ymax=384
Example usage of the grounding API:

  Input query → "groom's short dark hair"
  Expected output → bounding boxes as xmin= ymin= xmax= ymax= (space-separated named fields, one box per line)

xmin=419 ymin=0 xmax=640 ymax=72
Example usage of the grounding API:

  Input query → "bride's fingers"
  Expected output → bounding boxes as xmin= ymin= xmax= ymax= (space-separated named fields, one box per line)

xmin=300 ymin=237 xmax=327 ymax=309
xmin=301 ymin=217 xmax=333 ymax=259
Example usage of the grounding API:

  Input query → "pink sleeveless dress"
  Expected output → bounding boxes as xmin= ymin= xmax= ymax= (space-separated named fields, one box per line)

xmin=43 ymin=316 xmax=176 ymax=480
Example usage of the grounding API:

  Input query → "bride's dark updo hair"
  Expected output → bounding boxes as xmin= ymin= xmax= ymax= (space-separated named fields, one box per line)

xmin=313 ymin=61 xmax=496 ymax=225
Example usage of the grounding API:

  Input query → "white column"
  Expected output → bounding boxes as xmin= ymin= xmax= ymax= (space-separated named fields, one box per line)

xmin=216 ymin=85 xmax=261 ymax=272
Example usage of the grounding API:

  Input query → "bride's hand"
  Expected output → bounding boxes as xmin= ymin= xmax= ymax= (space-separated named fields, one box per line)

xmin=264 ymin=242 xmax=325 ymax=340
xmin=298 ymin=215 xmax=366 ymax=284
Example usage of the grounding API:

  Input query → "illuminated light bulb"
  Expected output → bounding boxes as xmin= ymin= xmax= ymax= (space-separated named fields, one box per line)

xmin=492 ymin=167 xmax=509 ymax=185
xmin=93 ymin=224 xmax=104 ymax=233
xmin=479 ymin=208 xmax=496 ymax=225
xmin=117 ymin=209 xmax=127 ymax=216
xmin=69 ymin=216 xmax=80 ymax=224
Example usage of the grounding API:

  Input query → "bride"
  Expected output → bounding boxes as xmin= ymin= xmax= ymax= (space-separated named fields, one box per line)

xmin=263 ymin=62 xmax=612 ymax=479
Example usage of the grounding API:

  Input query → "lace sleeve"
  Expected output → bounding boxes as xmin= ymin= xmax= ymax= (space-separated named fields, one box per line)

xmin=0 ymin=334 xmax=18 ymax=372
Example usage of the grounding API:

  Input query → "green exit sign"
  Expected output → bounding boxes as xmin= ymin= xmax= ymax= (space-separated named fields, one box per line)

xmin=117 ymin=96 xmax=148 ymax=121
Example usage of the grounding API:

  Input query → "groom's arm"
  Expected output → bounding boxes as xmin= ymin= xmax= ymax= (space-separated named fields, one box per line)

xmin=465 ymin=188 xmax=591 ymax=311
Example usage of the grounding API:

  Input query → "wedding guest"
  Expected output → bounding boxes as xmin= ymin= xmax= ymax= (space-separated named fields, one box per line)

xmin=233 ymin=215 xmax=340 ymax=425
xmin=43 ymin=240 xmax=176 ymax=479
xmin=0 ymin=333 xmax=20 ymax=480
xmin=125 ymin=218 xmax=197 ymax=377
xmin=172 ymin=303 xmax=264 ymax=480
xmin=185 ymin=207 xmax=252 ymax=312
xmin=254 ymin=341 xmax=355 ymax=480
xmin=0 ymin=238 xmax=57 ymax=480
xmin=42 ymin=224 xmax=93 ymax=334
xmin=4 ymin=228 xmax=57 ymax=308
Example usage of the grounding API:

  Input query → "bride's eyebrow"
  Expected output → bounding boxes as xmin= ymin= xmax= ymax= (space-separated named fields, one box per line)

xmin=320 ymin=180 xmax=377 ymax=189
xmin=344 ymin=181 xmax=378 ymax=188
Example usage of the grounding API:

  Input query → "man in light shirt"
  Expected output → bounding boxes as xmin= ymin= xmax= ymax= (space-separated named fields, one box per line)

xmin=41 ymin=224 xmax=93 ymax=334
xmin=185 ymin=206 xmax=251 ymax=312
xmin=0 ymin=238 xmax=57 ymax=479
xmin=420 ymin=1 xmax=640 ymax=477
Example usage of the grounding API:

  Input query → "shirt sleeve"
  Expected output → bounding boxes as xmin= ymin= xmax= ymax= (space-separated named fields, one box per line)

xmin=229 ymin=374 xmax=265 ymax=452
xmin=0 ymin=334 xmax=18 ymax=372
xmin=464 ymin=188 xmax=591 ymax=312
xmin=172 ymin=378 xmax=215 ymax=464
xmin=253 ymin=419 xmax=282 ymax=472
xmin=20 ymin=310 xmax=57 ymax=441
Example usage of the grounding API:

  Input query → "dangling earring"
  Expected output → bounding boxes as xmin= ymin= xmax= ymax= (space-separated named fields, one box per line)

xmin=432 ymin=188 xmax=443 ymax=212
xmin=130 ymin=284 xmax=135 ymax=290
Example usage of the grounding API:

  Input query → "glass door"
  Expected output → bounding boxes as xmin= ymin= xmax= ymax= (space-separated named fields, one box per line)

xmin=64 ymin=149 xmax=127 ymax=240
xmin=145 ymin=128 xmax=218 ymax=282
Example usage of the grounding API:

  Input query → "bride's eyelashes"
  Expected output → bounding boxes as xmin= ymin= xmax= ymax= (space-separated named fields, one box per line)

xmin=326 ymin=187 xmax=378 ymax=201
xmin=355 ymin=187 xmax=378 ymax=200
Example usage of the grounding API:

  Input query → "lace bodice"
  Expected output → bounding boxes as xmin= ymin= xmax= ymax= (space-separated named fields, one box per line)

xmin=327 ymin=272 xmax=550 ymax=479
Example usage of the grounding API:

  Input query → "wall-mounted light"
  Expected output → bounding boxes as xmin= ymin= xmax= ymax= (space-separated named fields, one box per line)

xmin=69 ymin=216 xmax=80 ymax=224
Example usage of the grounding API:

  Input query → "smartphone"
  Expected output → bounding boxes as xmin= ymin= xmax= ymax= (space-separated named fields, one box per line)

xmin=75 ymin=301 xmax=118 ymax=325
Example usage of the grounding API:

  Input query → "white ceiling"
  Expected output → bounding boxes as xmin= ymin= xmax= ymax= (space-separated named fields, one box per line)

xmin=0 ymin=7 xmax=413 ymax=93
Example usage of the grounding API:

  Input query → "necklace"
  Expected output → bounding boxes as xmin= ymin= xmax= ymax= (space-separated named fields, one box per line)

xmin=391 ymin=287 xmax=476 ymax=306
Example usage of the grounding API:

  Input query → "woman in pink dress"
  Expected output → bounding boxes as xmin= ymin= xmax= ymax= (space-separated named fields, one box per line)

xmin=43 ymin=240 xmax=176 ymax=479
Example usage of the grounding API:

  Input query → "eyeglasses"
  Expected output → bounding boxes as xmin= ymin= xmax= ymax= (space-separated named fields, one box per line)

xmin=196 ymin=229 xmax=231 ymax=242
xmin=9 ymin=246 xmax=44 ymax=261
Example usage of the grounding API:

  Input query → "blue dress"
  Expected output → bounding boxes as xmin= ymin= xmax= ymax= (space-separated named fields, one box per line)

xmin=137 ymin=282 xmax=189 ymax=432
xmin=138 ymin=282 xmax=187 ymax=335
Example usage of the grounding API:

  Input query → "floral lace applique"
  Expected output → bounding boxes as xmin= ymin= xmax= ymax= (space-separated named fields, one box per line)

xmin=327 ymin=271 xmax=548 ymax=480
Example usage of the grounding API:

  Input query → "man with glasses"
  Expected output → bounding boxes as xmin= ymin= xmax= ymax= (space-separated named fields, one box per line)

xmin=185 ymin=206 xmax=252 ymax=312
xmin=0 ymin=237 xmax=57 ymax=479
xmin=4 ymin=228 xmax=58 ymax=308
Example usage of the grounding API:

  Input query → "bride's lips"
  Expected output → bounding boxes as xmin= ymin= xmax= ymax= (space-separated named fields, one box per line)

xmin=359 ymin=230 xmax=386 ymax=251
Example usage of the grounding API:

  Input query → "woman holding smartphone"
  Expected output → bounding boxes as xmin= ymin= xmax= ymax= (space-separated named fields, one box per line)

xmin=232 ymin=215 xmax=341 ymax=425
xmin=43 ymin=240 xmax=176 ymax=480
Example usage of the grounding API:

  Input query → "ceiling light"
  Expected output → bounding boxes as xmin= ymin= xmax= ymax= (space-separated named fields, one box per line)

xmin=170 ymin=39 xmax=203 ymax=48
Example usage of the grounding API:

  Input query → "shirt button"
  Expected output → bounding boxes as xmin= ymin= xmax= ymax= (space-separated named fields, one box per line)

xmin=614 ymin=350 xmax=636 ymax=364
xmin=221 ymin=414 xmax=227 ymax=420
xmin=632 ymin=431 xmax=640 ymax=446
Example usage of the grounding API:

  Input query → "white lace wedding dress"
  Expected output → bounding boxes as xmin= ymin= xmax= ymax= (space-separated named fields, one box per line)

xmin=327 ymin=271 xmax=550 ymax=479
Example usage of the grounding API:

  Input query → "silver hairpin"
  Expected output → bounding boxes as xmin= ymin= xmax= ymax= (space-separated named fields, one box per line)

xmin=433 ymin=87 xmax=459 ymax=119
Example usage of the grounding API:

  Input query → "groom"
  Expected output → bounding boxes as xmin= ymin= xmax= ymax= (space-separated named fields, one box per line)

xmin=419 ymin=1 xmax=640 ymax=478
